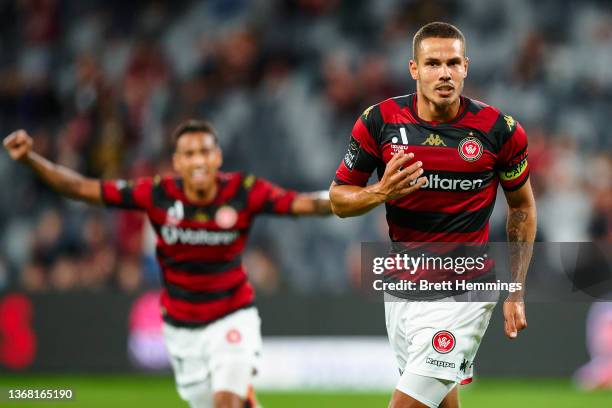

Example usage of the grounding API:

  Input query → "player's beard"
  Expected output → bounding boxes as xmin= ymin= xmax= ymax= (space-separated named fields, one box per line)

xmin=422 ymin=83 xmax=462 ymax=112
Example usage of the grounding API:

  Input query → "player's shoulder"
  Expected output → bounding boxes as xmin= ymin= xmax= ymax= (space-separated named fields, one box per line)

xmin=360 ymin=94 xmax=414 ymax=120
xmin=462 ymin=96 xmax=520 ymax=147
xmin=464 ymin=96 xmax=518 ymax=130
xmin=219 ymin=171 xmax=258 ymax=192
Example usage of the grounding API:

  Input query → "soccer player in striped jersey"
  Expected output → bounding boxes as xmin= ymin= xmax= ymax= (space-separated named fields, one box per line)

xmin=330 ymin=22 xmax=536 ymax=408
xmin=3 ymin=120 xmax=331 ymax=408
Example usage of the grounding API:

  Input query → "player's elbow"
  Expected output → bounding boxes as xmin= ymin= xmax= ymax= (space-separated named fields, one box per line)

xmin=330 ymin=201 xmax=349 ymax=218
xmin=328 ymin=186 xmax=348 ymax=218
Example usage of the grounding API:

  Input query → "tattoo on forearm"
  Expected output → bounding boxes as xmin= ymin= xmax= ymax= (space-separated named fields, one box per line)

xmin=507 ymin=209 xmax=534 ymax=299
xmin=508 ymin=209 xmax=528 ymax=242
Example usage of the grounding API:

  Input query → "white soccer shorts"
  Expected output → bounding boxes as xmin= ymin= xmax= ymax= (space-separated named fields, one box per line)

xmin=385 ymin=295 xmax=496 ymax=396
xmin=163 ymin=307 xmax=262 ymax=405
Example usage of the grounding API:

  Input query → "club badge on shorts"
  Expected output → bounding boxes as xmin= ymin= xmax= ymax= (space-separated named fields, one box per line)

xmin=432 ymin=330 xmax=456 ymax=354
xmin=458 ymin=136 xmax=483 ymax=162
xmin=226 ymin=328 xmax=242 ymax=344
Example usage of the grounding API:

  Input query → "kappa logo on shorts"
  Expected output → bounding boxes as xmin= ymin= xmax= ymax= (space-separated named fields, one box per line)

xmin=432 ymin=330 xmax=456 ymax=354
xmin=226 ymin=328 xmax=242 ymax=344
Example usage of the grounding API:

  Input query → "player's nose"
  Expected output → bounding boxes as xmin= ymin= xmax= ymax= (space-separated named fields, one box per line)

xmin=439 ymin=64 xmax=452 ymax=80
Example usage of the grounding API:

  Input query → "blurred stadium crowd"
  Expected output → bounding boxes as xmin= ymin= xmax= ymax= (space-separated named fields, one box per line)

xmin=0 ymin=0 xmax=610 ymax=293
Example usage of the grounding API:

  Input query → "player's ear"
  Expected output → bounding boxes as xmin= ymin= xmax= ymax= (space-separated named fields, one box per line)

xmin=463 ymin=56 xmax=469 ymax=78
xmin=214 ymin=147 xmax=223 ymax=169
xmin=409 ymin=59 xmax=419 ymax=80
xmin=172 ymin=152 xmax=181 ymax=173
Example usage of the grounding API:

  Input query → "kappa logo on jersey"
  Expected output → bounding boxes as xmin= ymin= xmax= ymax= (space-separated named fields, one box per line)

xmin=362 ymin=105 xmax=374 ymax=119
xmin=215 ymin=206 xmax=238 ymax=229
xmin=432 ymin=330 xmax=456 ymax=354
xmin=226 ymin=328 xmax=242 ymax=344
xmin=166 ymin=200 xmax=185 ymax=225
xmin=458 ymin=137 xmax=483 ymax=162
xmin=504 ymin=114 xmax=516 ymax=131
xmin=421 ymin=134 xmax=447 ymax=146
xmin=391 ymin=127 xmax=410 ymax=155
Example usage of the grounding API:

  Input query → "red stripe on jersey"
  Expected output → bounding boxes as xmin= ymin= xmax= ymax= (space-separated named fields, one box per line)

xmin=453 ymin=107 xmax=500 ymax=133
xmin=163 ymin=266 xmax=246 ymax=291
xmin=398 ymin=146 xmax=497 ymax=172
xmin=379 ymin=98 xmax=418 ymax=124
xmin=389 ymin=224 xmax=490 ymax=243
xmin=161 ymin=281 xmax=254 ymax=322
xmin=334 ymin=163 xmax=371 ymax=186
xmin=101 ymin=181 xmax=122 ymax=204
xmin=392 ymin=184 xmax=497 ymax=213
xmin=352 ymin=118 xmax=380 ymax=157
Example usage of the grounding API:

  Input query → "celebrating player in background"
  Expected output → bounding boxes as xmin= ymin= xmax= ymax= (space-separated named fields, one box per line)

xmin=330 ymin=22 xmax=536 ymax=408
xmin=4 ymin=120 xmax=331 ymax=408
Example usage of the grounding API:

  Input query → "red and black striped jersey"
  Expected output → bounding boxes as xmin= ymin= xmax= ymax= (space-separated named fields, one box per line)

xmin=335 ymin=94 xmax=529 ymax=292
xmin=101 ymin=172 xmax=297 ymax=327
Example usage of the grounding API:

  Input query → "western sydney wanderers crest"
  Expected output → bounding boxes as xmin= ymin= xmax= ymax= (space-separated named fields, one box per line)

xmin=458 ymin=136 xmax=483 ymax=162
xmin=215 ymin=205 xmax=238 ymax=229
xmin=226 ymin=328 xmax=242 ymax=344
xmin=432 ymin=330 xmax=456 ymax=354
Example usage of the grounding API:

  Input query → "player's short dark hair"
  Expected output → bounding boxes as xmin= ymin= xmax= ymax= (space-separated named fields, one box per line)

xmin=172 ymin=119 xmax=218 ymax=147
xmin=412 ymin=22 xmax=466 ymax=61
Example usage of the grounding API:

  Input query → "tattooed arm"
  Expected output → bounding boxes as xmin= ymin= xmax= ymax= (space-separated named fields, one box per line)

xmin=502 ymin=180 xmax=537 ymax=339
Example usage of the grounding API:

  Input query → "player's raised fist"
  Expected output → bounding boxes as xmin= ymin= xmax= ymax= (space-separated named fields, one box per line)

xmin=3 ymin=130 xmax=33 ymax=161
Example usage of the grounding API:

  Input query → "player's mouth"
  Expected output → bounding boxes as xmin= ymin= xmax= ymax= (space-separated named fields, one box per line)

xmin=190 ymin=168 xmax=208 ymax=184
xmin=435 ymin=84 xmax=454 ymax=97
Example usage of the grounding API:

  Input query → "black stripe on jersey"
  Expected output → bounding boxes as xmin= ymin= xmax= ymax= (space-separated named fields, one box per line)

xmin=362 ymin=103 xmax=384 ymax=145
xmin=119 ymin=186 xmax=139 ymax=209
xmin=152 ymin=180 xmax=175 ymax=209
xmin=466 ymin=98 xmax=487 ymax=114
xmin=231 ymin=174 xmax=250 ymax=212
xmin=159 ymin=254 xmax=242 ymax=274
xmin=355 ymin=145 xmax=383 ymax=173
xmin=165 ymin=278 xmax=247 ymax=303
xmin=386 ymin=202 xmax=495 ymax=234
xmin=162 ymin=302 xmax=255 ymax=328
xmin=489 ymin=112 xmax=517 ymax=152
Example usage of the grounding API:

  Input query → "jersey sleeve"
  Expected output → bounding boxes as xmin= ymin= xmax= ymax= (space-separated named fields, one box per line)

xmin=100 ymin=177 xmax=154 ymax=210
xmin=496 ymin=116 xmax=529 ymax=191
xmin=246 ymin=175 xmax=298 ymax=215
xmin=334 ymin=105 xmax=384 ymax=187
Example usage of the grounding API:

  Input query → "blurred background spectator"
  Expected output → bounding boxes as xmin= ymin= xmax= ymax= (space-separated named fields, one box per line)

xmin=0 ymin=0 xmax=610 ymax=294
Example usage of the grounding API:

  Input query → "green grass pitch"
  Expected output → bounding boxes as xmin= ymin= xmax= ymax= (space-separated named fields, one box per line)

xmin=1 ymin=375 xmax=611 ymax=407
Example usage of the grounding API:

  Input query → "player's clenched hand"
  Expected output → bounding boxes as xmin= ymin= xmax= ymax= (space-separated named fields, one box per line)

xmin=3 ymin=130 xmax=33 ymax=161
xmin=503 ymin=300 xmax=527 ymax=339
xmin=374 ymin=152 xmax=426 ymax=201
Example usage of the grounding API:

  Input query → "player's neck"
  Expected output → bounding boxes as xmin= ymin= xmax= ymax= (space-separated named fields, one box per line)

xmin=415 ymin=93 xmax=461 ymax=123
xmin=184 ymin=184 xmax=217 ymax=205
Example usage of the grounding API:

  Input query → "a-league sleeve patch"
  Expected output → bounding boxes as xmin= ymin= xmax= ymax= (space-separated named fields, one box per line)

xmin=343 ymin=136 xmax=361 ymax=171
